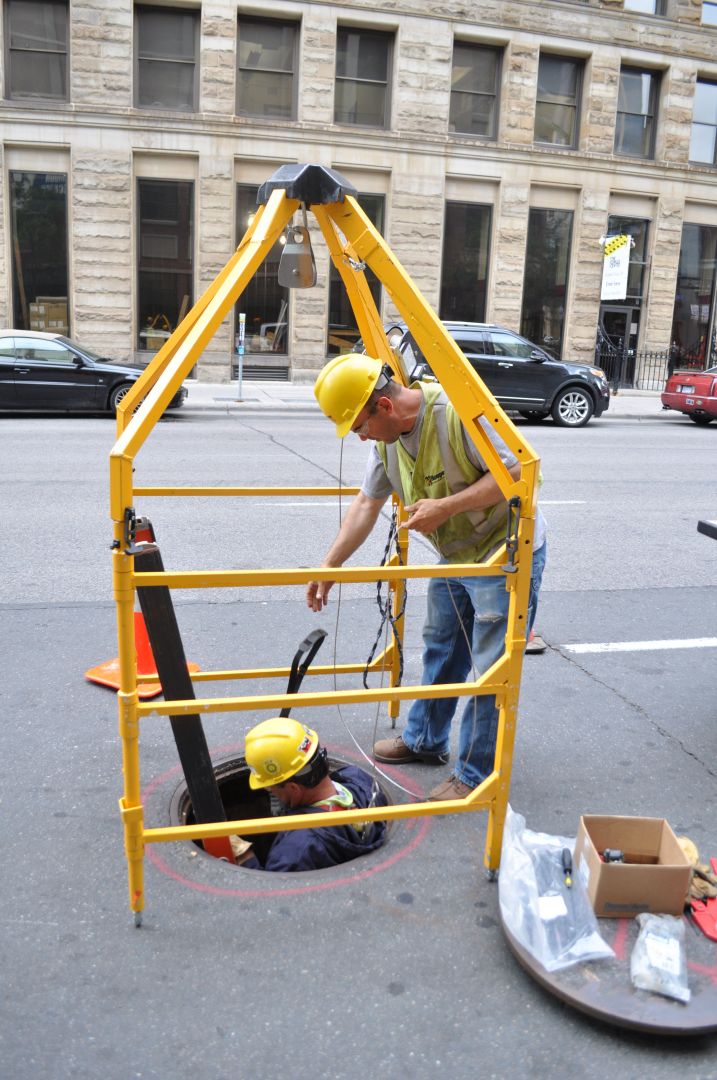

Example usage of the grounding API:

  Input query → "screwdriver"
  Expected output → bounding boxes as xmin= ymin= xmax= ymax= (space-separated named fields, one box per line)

xmin=562 ymin=848 xmax=573 ymax=888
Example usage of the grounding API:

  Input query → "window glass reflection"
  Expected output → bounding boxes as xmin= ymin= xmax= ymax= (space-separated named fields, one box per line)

xmin=327 ymin=194 xmax=384 ymax=355
xmin=615 ymin=67 xmax=657 ymax=158
xmin=534 ymin=55 xmax=582 ymax=147
xmin=335 ymin=29 xmax=391 ymax=127
xmin=136 ymin=6 xmax=198 ymax=111
xmin=236 ymin=18 xmax=297 ymax=118
xmin=670 ymin=223 xmax=717 ymax=368
xmin=10 ymin=171 xmax=69 ymax=333
xmin=690 ymin=81 xmax=717 ymax=165
xmin=449 ymin=43 xmax=500 ymax=137
xmin=520 ymin=208 xmax=573 ymax=358
xmin=440 ymin=202 xmax=491 ymax=322
xmin=137 ymin=179 xmax=194 ymax=353
xmin=6 ymin=0 xmax=67 ymax=100
xmin=607 ymin=215 xmax=649 ymax=301
xmin=235 ymin=185 xmax=290 ymax=355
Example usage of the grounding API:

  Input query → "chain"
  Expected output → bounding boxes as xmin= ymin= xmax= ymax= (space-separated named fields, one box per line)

xmin=342 ymin=253 xmax=366 ymax=272
xmin=362 ymin=503 xmax=406 ymax=690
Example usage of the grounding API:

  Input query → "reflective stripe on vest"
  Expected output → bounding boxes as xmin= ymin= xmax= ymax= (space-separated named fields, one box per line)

xmin=376 ymin=384 xmax=508 ymax=563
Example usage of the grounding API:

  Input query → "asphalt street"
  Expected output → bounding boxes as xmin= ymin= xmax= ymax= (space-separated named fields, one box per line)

xmin=1 ymin=395 xmax=716 ymax=1078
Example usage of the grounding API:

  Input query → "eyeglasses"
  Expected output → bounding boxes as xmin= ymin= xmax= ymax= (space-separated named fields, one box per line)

xmin=352 ymin=414 xmax=372 ymax=437
xmin=351 ymin=404 xmax=377 ymax=437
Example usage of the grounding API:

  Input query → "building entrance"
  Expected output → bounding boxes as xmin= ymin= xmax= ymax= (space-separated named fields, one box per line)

xmin=598 ymin=304 xmax=640 ymax=385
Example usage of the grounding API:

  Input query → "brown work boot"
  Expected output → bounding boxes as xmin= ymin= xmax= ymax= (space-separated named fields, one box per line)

xmin=526 ymin=631 xmax=547 ymax=654
xmin=427 ymin=775 xmax=475 ymax=801
xmin=373 ymin=735 xmax=449 ymax=766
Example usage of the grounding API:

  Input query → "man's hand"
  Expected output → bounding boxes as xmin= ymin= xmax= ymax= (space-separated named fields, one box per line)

xmin=306 ymin=577 xmax=335 ymax=612
xmin=306 ymin=492 xmax=386 ymax=612
xmin=230 ymin=835 xmax=255 ymax=864
xmin=403 ymin=499 xmax=450 ymax=536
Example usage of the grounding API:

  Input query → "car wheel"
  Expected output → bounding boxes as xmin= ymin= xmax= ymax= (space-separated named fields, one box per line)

xmin=688 ymin=413 xmax=713 ymax=425
xmin=109 ymin=382 xmax=136 ymax=415
xmin=518 ymin=410 xmax=547 ymax=422
xmin=551 ymin=386 xmax=595 ymax=427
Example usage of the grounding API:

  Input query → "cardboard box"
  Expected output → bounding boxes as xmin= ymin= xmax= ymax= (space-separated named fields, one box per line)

xmin=29 ymin=298 xmax=68 ymax=333
xmin=574 ymin=815 xmax=692 ymax=917
xmin=36 ymin=297 xmax=68 ymax=322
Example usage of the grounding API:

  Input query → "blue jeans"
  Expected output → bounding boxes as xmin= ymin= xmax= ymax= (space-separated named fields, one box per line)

xmin=402 ymin=542 xmax=546 ymax=788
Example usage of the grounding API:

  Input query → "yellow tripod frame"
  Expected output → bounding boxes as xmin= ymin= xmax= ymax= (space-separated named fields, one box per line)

xmin=110 ymin=165 xmax=540 ymax=921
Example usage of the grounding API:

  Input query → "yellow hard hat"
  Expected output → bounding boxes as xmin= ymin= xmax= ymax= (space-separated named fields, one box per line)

xmin=314 ymin=353 xmax=385 ymax=437
xmin=244 ymin=717 xmax=320 ymax=789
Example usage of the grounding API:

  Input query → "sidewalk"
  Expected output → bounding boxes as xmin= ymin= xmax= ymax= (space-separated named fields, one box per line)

xmin=185 ymin=379 xmax=666 ymax=420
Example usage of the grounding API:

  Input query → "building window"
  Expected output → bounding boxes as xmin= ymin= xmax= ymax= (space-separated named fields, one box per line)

xmin=449 ymin=43 xmax=501 ymax=138
xmin=10 ymin=171 xmax=69 ymax=333
xmin=670 ymin=223 xmax=717 ymax=368
xmin=440 ymin=202 xmax=492 ymax=321
xmin=327 ymin=194 xmax=384 ymax=355
xmin=534 ymin=54 xmax=582 ymax=148
xmin=135 ymin=6 xmax=198 ymax=111
xmin=703 ymin=2 xmax=717 ymax=25
xmin=690 ymin=80 xmax=717 ymax=166
xmin=137 ymin=179 xmax=194 ymax=353
xmin=236 ymin=16 xmax=297 ymax=119
xmin=234 ymin=185 xmax=290 ymax=355
xmin=607 ymin=216 xmax=649 ymax=303
xmin=598 ymin=216 xmax=650 ymax=361
xmin=334 ymin=27 xmax=392 ymax=128
xmin=5 ymin=0 xmax=67 ymax=101
xmin=624 ymin=0 xmax=665 ymax=13
xmin=614 ymin=66 xmax=658 ymax=158
xmin=520 ymin=208 xmax=573 ymax=358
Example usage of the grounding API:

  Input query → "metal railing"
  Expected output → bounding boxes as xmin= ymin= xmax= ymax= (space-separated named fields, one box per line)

xmin=595 ymin=345 xmax=673 ymax=391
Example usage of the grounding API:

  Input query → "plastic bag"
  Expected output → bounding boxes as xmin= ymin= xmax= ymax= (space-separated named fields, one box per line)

xmin=498 ymin=805 xmax=615 ymax=972
xmin=630 ymin=913 xmax=691 ymax=1003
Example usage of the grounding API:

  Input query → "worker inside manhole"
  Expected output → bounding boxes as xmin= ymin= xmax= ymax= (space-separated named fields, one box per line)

xmin=187 ymin=719 xmax=390 ymax=872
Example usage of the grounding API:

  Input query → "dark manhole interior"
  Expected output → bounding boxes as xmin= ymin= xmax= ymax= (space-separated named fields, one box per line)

xmin=170 ymin=755 xmax=393 ymax=870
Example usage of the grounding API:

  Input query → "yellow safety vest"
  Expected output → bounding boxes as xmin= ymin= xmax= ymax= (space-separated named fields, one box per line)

xmin=376 ymin=384 xmax=508 ymax=564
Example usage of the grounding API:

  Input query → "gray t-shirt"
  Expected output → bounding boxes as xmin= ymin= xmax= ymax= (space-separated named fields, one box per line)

xmin=360 ymin=395 xmax=547 ymax=550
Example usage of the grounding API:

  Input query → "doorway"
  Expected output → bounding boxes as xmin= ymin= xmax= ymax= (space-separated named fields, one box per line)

xmin=598 ymin=304 xmax=640 ymax=386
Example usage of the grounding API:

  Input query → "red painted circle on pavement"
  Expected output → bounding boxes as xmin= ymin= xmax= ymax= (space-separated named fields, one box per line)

xmin=142 ymin=743 xmax=433 ymax=898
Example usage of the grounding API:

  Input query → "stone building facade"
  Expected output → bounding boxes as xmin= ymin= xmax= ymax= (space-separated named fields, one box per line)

xmin=1 ymin=0 xmax=716 ymax=381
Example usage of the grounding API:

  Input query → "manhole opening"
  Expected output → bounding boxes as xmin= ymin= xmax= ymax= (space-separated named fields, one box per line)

xmin=171 ymin=755 xmax=394 ymax=870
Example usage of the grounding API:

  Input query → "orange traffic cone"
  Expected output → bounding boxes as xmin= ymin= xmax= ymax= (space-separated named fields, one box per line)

xmin=85 ymin=611 xmax=200 ymax=699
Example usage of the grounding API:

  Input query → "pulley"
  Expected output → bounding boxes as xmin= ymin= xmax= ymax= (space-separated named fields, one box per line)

xmin=278 ymin=205 xmax=316 ymax=288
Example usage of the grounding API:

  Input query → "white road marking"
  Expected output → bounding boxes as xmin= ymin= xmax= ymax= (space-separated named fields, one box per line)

xmin=565 ymin=638 xmax=717 ymax=654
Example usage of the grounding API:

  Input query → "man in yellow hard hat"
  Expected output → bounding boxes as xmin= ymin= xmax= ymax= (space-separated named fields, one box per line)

xmin=309 ymin=352 xmax=547 ymax=801
xmin=233 ymin=717 xmax=388 ymax=872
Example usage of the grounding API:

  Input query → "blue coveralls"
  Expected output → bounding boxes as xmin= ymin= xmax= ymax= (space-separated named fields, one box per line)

xmin=243 ymin=765 xmax=388 ymax=872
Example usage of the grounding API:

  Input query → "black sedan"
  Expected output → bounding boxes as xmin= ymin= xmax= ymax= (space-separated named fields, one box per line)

xmin=399 ymin=321 xmax=610 ymax=427
xmin=0 ymin=331 xmax=187 ymax=415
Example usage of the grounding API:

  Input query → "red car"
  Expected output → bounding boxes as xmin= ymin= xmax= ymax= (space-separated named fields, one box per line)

xmin=661 ymin=365 xmax=717 ymax=425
